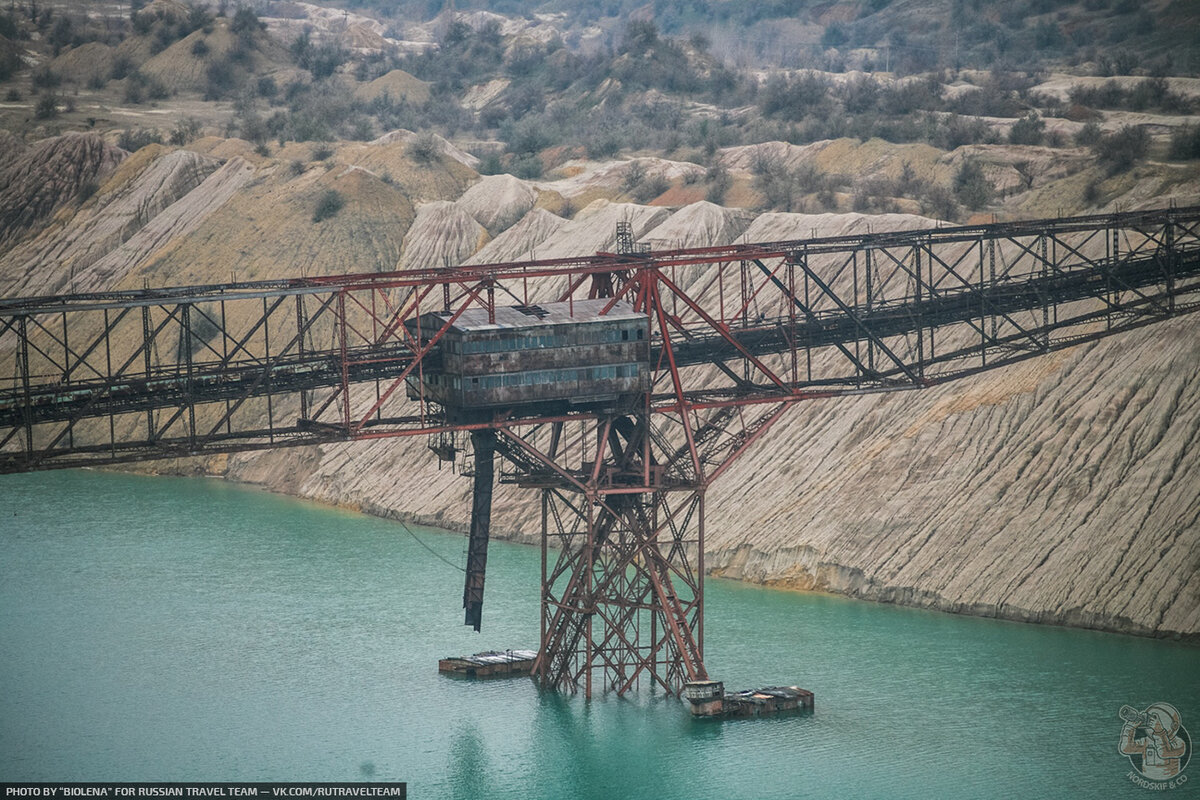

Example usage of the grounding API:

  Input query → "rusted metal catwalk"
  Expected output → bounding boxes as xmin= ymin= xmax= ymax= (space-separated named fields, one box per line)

xmin=2 ymin=206 xmax=1199 ymax=696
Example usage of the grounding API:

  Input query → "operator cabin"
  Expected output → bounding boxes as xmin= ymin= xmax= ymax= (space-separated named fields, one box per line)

xmin=405 ymin=298 xmax=650 ymax=419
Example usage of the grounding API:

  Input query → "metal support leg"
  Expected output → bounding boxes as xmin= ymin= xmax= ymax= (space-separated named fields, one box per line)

xmin=464 ymin=429 xmax=495 ymax=632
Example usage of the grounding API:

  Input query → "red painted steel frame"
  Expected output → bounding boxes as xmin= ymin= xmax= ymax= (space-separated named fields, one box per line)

xmin=3 ymin=207 xmax=1199 ymax=695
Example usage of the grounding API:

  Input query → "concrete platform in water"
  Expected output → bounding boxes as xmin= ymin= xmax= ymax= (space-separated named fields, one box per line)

xmin=438 ymin=649 xmax=538 ymax=678
xmin=683 ymin=680 xmax=814 ymax=718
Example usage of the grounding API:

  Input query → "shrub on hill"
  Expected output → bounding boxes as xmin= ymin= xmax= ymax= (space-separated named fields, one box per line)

xmin=705 ymin=162 xmax=731 ymax=204
xmin=751 ymin=152 xmax=827 ymax=212
xmin=31 ymin=66 xmax=61 ymax=90
xmin=312 ymin=189 xmax=344 ymax=222
xmin=1168 ymin=126 xmax=1200 ymax=161
xmin=1074 ymin=121 xmax=1102 ymax=147
xmin=921 ymin=184 xmax=959 ymax=221
xmin=1008 ymin=112 xmax=1045 ymax=146
xmin=110 ymin=54 xmax=134 ymax=81
xmin=953 ymin=160 xmax=994 ymax=209
xmin=759 ymin=72 xmax=834 ymax=122
xmin=407 ymin=132 xmax=440 ymax=163
xmin=117 ymin=128 xmax=163 ymax=151
xmin=231 ymin=7 xmax=265 ymax=40
xmin=0 ymin=44 xmax=18 ymax=82
xmin=1069 ymin=78 xmax=1193 ymax=114
xmin=1093 ymin=125 xmax=1149 ymax=174
xmin=0 ymin=12 xmax=19 ymax=40
xmin=34 ymin=92 xmax=58 ymax=118
xmin=169 ymin=116 xmax=201 ymax=145
xmin=123 ymin=70 xmax=169 ymax=104
xmin=291 ymin=31 xmax=347 ymax=80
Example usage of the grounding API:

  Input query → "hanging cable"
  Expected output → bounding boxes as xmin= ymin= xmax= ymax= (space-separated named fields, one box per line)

xmin=399 ymin=519 xmax=465 ymax=573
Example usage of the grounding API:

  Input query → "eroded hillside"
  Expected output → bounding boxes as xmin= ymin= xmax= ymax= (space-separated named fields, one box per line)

xmin=1 ymin=126 xmax=1194 ymax=642
xmin=2 ymin=0 xmax=1199 ymax=642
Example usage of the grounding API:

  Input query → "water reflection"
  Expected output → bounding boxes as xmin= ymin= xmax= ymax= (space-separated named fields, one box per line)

xmin=445 ymin=724 xmax=490 ymax=800
xmin=0 ymin=470 xmax=1195 ymax=800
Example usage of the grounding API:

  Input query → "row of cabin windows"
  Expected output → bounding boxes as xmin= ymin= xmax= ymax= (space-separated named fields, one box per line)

xmin=444 ymin=326 xmax=645 ymax=355
xmin=441 ymin=363 xmax=641 ymax=391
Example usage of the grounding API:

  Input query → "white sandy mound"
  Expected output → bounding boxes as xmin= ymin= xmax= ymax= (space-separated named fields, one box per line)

xmin=398 ymin=201 xmax=489 ymax=271
xmin=640 ymin=201 xmax=756 ymax=250
xmin=741 ymin=210 xmax=941 ymax=243
xmin=0 ymin=148 xmax=221 ymax=297
xmin=458 ymin=174 xmax=538 ymax=235
xmin=370 ymin=129 xmax=481 ymax=169
xmin=353 ymin=70 xmax=431 ymax=105
xmin=533 ymin=200 xmax=671 ymax=260
xmin=467 ymin=207 xmax=567 ymax=265
xmin=537 ymin=157 xmax=706 ymax=199
xmin=74 ymin=157 xmax=257 ymax=295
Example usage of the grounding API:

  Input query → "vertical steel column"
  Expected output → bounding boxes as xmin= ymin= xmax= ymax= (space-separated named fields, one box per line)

xmin=979 ymin=237 xmax=987 ymax=367
xmin=60 ymin=311 xmax=73 ymax=450
xmin=1041 ymin=233 xmax=1050 ymax=348
xmin=17 ymin=315 xmax=32 ymax=457
xmin=852 ymin=249 xmax=861 ymax=384
xmin=696 ymin=492 xmax=705 ymax=660
xmin=296 ymin=295 xmax=308 ymax=420
xmin=221 ymin=299 xmax=232 ymax=434
xmin=865 ymin=247 xmax=874 ymax=374
xmin=913 ymin=244 xmax=924 ymax=378
xmin=1110 ymin=222 xmax=1120 ymax=326
xmin=584 ymin=496 xmax=594 ymax=698
xmin=338 ymin=290 xmax=350 ymax=433
xmin=924 ymin=240 xmax=935 ymax=363
xmin=540 ymin=488 xmax=549 ymax=667
xmin=464 ymin=429 xmax=496 ymax=632
xmin=181 ymin=303 xmax=196 ymax=447
xmin=788 ymin=258 xmax=798 ymax=383
xmin=989 ymin=237 xmax=998 ymax=340
xmin=142 ymin=305 xmax=154 ymax=441
xmin=1165 ymin=217 xmax=1176 ymax=313
xmin=740 ymin=260 xmax=750 ymax=383
xmin=263 ymin=297 xmax=274 ymax=441
xmin=104 ymin=308 xmax=115 ymax=456
xmin=528 ymin=422 xmax=708 ymax=697
xmin=802 ymin=247 xmax=812 ymax=382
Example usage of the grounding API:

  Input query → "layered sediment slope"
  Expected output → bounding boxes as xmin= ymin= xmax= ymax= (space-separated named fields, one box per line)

xmin=0 ymin=145 xmax=222 ymax=297
xmin=701 ymin=213 xmax=1198 ymax=639
xmin=703 ymin=317 xmax=1199 ymax=638
xmin=0 ymin=133 xmax=127 ymax=250
xmin=219 ymin=203 xmax=1198 ymax=642
xmin=1 ymin=135 xmax=1196 ymax=642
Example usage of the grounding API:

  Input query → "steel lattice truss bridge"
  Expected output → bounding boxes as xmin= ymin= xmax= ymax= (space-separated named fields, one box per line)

xmin=2 ymin=206 xmax=1198 ymax=697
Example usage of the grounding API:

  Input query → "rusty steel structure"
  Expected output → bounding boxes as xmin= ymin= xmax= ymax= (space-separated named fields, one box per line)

xmin=2 ymin=206 xmax=1199 ymax=697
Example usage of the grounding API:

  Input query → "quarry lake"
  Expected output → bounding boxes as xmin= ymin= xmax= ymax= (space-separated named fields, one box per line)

xmin=2 ymin=470 xmax=1197 ymax=799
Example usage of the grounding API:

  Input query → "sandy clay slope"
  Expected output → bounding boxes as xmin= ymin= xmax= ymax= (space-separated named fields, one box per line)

xmin=2 ymin=136 xmax=1197 ymax=642
xmin=220 ymin=203 xmax=1197 ymax=642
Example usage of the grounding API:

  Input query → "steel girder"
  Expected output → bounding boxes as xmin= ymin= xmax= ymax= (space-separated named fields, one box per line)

xmin=2 ymin=208 xmax=1200 ymax=694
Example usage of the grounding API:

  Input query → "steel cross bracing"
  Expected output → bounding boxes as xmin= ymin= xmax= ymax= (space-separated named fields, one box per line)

xmin=2 ymin=206 xmax=1199 ymax=696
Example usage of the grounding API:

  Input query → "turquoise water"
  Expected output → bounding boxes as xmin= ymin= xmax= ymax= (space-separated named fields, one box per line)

xmin=1 ymin=470 xmax=1197 ymax=798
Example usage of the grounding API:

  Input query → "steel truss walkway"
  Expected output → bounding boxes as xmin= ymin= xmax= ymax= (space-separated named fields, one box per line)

xmin=2 ymin=206 xmax=1198 ymax=696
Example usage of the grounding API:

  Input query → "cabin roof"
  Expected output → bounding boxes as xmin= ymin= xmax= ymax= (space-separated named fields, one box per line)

xmin=423 ymin=299 xmax=642 ymax=333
